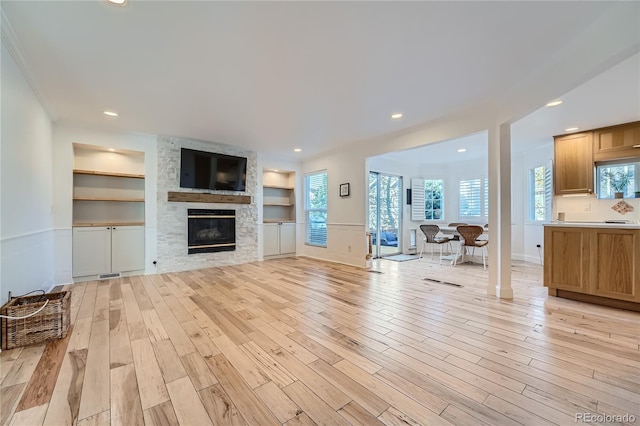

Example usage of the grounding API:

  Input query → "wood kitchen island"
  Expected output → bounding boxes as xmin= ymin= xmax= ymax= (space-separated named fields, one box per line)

xmin=544 ymin=222 xmax=640 ymax=311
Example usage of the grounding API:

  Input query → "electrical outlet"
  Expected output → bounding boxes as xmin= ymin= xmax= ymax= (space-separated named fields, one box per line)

xmin=536 ymin=244 xmax=541 ymax=248
xmin=348 ymin=245 xmax=352 ymax=252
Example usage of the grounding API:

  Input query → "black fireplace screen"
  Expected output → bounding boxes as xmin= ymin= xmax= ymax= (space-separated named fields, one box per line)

xmin=187 ymin=209 xmax=236 ymax=254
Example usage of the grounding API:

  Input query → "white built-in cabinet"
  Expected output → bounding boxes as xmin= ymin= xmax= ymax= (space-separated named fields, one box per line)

xmin=72 ymin=226 xmax=145 ymax=277
xmin=263 ymin=170 xmax=296 ymax=257
xmin=72 ymin=144 xmax=145 ymax=278
xmin=263 ymin=223 xmax=296 ymax=256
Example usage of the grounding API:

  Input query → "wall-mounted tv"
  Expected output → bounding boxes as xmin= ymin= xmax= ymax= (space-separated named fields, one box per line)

xmin=180 ymin=148 xmax=247 ymax=192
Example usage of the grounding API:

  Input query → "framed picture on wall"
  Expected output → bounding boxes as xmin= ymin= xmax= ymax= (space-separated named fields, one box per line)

xmin=340 ymin=183 xmax=350 ymax=197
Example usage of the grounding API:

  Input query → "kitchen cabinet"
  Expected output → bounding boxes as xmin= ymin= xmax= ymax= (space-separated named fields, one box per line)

xmin=264 ymin=222 xmax=296 ymax=257
xmin=73 ymin=225 xmax=145 ymax=277
xmin=590 ymin=227 xmax=640 ymax=302
xmin=553 ymin=132 xmax=594 ymax=195
xmin=544 ymin=224 xmax=640 ymax=309
xmin=593 ymin=121 xmax=640 ymax=161
xmin=543 ymin=226 xmax=590 ymax=293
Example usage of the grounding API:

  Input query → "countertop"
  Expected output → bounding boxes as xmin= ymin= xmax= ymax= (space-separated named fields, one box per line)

xmin=544 ymin=221 xmax=640 ymax=229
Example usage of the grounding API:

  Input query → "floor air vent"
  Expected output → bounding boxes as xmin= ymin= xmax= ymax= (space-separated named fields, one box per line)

xmin=368 ymin=270 xmax=384 ymax=274
xmin=423 ymin=278 xmax=463 ymax=288
xmin=99 ymin=272 xmax=121 ymax=280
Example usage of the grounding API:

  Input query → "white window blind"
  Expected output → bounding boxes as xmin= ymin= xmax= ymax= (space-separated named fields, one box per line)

xmin=305 ymin=171 xmax=327 ymax=246
xmin=411 ymin=178 xmax=425 ymax=221
xmin=459 ymin=178 xmax=482 ymax=219
xmin=544 ymin=165 xmax=552 ymax=220
xmin=484 ymin=178 xmax=489 ymax=220
xmin=529 ymin=165 xmax=553 ymax=221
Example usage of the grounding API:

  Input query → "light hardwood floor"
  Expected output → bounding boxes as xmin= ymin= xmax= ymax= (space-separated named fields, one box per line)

xmin=1 ymin=256 xmax=639 ymax=425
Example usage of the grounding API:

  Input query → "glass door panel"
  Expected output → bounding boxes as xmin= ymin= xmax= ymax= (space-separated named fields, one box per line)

xmin=369 ymin=172 xmax=402 ymax=258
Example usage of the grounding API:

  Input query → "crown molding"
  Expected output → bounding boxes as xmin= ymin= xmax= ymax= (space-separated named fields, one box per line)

xmin=1 ymin=7 xmax=57 ymax=120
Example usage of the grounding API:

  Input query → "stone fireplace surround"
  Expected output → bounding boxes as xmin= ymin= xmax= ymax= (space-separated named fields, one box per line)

xmin=156 ymin=136 xmax=258 ymax=273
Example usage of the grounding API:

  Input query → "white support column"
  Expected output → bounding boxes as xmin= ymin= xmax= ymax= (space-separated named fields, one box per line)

xmin=487 ymin=122 xmax=513 ymax=299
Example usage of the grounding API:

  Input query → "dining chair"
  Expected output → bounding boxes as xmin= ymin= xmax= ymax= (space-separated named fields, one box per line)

xmin=454 ymin=225 xmax=488 ymax=270
xmin=447 ymin=223 xmax=467 ymax=241
xmin=419 ymin=224 xmax=454 ymax=265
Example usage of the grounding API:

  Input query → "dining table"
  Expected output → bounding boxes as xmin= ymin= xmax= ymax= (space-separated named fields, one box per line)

xmin=437 ymin=225 xmax=488 ymax=265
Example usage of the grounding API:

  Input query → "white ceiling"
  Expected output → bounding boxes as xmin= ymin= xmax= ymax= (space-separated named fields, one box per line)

xmin=2 ymin=1 xmax=639 ymax=160
xmin=380 ymin=52 xmax=640 ymax=165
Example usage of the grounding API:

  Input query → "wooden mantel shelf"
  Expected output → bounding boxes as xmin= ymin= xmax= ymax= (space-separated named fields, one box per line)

xmin=167 ymin=191 xmax=252 ymax=204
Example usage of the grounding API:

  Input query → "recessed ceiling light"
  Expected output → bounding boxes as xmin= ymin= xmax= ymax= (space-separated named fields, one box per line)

xmin=106 ymin=0 xmax=127 ymax=5
xmin=390 ymin=113 xmax=403 ymax=119
xmin=457 ymin=148 xmax=467 ymax=153
xmin=294 ymin=148 xmax=302 ymax=152
xmin=103 ymin=111 xmax=118 ymax=117
xmin=565 ymin=127 xmax=579 ymax=132
xmin=274 ymin=169 xmax=279 ymax=172
xmin=108 ymin=148 xmax=116 ymax=152
xmin=546 ymin=100 xmax=563 ymax=107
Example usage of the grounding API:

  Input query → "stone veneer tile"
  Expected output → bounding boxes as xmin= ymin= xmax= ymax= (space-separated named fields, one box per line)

xmin=156 ymin=136 xmax=258 ymax=273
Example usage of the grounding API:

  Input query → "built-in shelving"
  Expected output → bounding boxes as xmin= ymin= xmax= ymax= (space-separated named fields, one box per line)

xmin=263 ymin=170 xmax=296 ymax=223
xmin=73 ymin=196 xmax=145 ymax=202
xmin=72 ymin=144 xmax=146 ymax=279
xmin=264 ymin=185 xmax=294 ymax=190
xmin=73 ymin=169 xmax=145 ymax=179
xmin=72 ymin=144 xmax=145 ymax=229
xmin=73 ymin=221 xmax=145 ymax=227
xmin=262 ymin=169 xmax=296 ymax=258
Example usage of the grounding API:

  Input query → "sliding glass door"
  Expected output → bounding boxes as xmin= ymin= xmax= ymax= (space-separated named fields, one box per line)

xmin=369 ymin=172 xmax=402 ymax=258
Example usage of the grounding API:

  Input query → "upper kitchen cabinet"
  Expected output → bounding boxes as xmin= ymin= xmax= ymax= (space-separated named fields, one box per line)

xmin=554 ymin=132 xmax=594 ymax=195
xmin=593 ymin=121 xmax=640 ymax=161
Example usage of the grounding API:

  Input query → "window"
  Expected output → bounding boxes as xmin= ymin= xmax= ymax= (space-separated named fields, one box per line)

xmin=424 ymin=179 xmax=444 ymax=220
xmin=305 ymin=171 xmax=327 ymax=246
xmin=529 ymin=165 xmax=552 ymax=221
xmin=596 ymin=160 xmax=639 ymax=199
xmin=459 ymin=178 xmax=489 ymax=222
xmin=459 ymin=178 xmax=482 ymax=219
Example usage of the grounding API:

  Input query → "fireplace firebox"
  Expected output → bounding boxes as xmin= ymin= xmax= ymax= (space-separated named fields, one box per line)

xmin=187 ymin=209 xmax=236 ymax=254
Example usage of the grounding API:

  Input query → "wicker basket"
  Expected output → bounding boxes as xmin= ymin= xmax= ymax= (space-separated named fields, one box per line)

xmin=1 ymin=291 xmax=70 ymax=350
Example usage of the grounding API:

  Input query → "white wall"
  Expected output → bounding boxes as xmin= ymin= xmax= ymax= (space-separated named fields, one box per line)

xmin=301 ymin=150 xmax=373 ymax=267
xmin=52 ymin=124 xmax=158 ymax=283
xmin=1 ymin=41 xmax=54 ymax=305
xmin=512 ymin=142 xmax=554 ymax=264
xmin=554 ymin=195 xmax=640 ymax=223
xmin=336 ymin=137 xmax=556 ymax=265
xmin=300 ymin=109 xmax=497 ymax=267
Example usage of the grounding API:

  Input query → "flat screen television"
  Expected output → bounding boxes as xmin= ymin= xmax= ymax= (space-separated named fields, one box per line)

xmin=180 ymin=148 xmax=247 ymax=191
